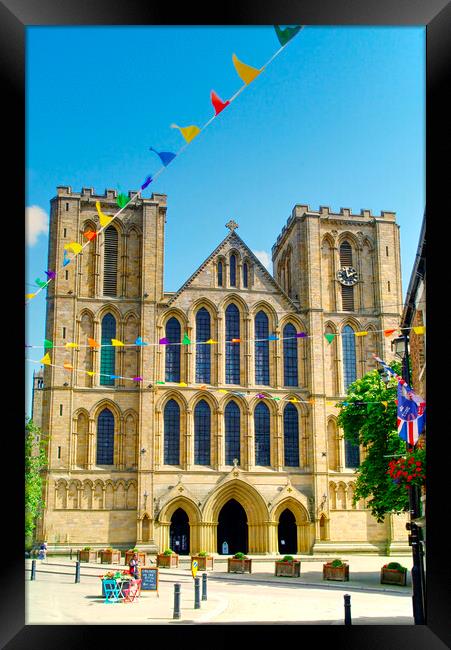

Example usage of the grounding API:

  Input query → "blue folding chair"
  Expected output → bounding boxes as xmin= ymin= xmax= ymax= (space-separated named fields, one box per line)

xmin=103 ymin=579 xmax=122 ymax=604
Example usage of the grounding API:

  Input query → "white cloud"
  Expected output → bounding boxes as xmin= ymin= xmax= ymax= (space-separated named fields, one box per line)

xmin=26 ymin=205 xmax=49 ymax=246
xmin=253 ymin=250 xmax=272 ymax=272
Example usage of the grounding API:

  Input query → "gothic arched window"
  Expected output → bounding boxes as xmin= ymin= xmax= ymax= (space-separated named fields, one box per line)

xmin=340 ymin=241 xmax=354 ymax=311
xmin=97 ymin=408 xmax=114 ymax=465
xmin=225 ymin=304 xmax=240 ymax=384
xmin=196 ymin=308 xmax=211 ymax=384
xmin=100 ymin=313 xmax=116 ymax=386
xmin=283 ymin=323 xmax=298 ymax=386
xmin=284 ymin=403 xmax=299 ymax=467
xmin=254 ymin=402 xmax=270 ymax=466
xmin=243 ymin=262 xmax=248 ymax=288
xmin=164 ymin=399 xmax=180 ymax=465
xmin=103 ymin=226 xmax=118 ymax=296
xmin=217 ymin=260 xmax=223 ymax=287
xmin=345 ymin=438 xmax=360 ymax=468
xmin=342 ymin=324 xmax=357 ymax=390
xmin=225 ymin=401 xmax=240 ymax=465
xmin=230 ymin=254 xmax=236 ymax=287
xmin=165 ymin=317 xmax=181 ymax=382
xmin=255 ymin=311 xmax=269 ymax=385
xmin=194 ymin=400 xmax=211 ymax=465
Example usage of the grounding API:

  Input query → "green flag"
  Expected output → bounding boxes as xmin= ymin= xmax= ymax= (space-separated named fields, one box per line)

xmin=44 ymin=339 xmax=53 ymax=349
xmin=117 ymin=193 xmax=128 ymax=209
xmin=274 ymin=25 xmax=302 ymax=47
xmin=182 ymin=333 xmax=191 ymax=345
xmin=324 ymin=333 xmax=336 ymax=345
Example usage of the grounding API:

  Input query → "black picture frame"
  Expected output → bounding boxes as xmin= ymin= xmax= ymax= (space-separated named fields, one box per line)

xmin=5 ymin=0 xmax=448 ymax=647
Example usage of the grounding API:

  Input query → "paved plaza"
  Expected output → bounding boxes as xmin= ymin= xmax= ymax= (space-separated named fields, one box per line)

xmin=25 ymin=554 xmax=415 ymax=625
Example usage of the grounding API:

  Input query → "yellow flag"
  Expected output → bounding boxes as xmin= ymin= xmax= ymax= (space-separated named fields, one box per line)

xmin=381 ymin=401 xmax=388 ymax=410
xmin=87 ymin=371 xmax=95 ymax=376
xmin=64 ymin=242 xmax=83 ymax=255
xmin=65 ymin=342 xmax=79 ymax=349
xmin=179 ymin=382 xmax=188 ymax=387
xmin=232 ymin=53 xmax=262 ymax=84
xmin=170 ymin=123 xmax=200 ymax=143
xmin=95 ymin=201 xmax=114 ymax=227
xmin=206 ymin=339 xmax=217 ymax=344
xmin=26 ymin=293 xmax=36 ymax=299
xmin=218 ymin=389 xmax=228 ymax=394
xmin=63 ymin=362 xmax=73 ymax=370
xmin=111 ymin=339 xmax=124 ymax=346
xmin=40 ymin=353 xmax=51 ymax=365
xmin=326 ymin=401 xmax=335 ymax=406
xmin=355 ymin=331 xmax=368 ymax=337
xmin=288 ymin=397 xmax=299 ymax=403
xmin=413 ymin=326 xmax=425 ymax=335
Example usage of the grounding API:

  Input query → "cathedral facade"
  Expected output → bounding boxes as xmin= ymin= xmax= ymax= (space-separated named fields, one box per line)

xmin=34 ymin=186 xmax=409 ymax=555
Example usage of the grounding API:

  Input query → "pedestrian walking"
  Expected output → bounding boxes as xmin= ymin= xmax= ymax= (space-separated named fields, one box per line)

xmin=37 ymin=541 xmax=48 ymax=561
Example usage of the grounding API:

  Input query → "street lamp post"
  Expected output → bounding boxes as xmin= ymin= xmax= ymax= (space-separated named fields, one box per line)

xmin=392 ymin=333 xmax=426 ymax=625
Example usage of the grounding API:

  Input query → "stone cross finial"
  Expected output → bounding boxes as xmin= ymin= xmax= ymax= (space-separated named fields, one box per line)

xmin=226 ymin=219 xmax=239 ymax=232
xmin=232 ymin=458 xmax=239 ymax=468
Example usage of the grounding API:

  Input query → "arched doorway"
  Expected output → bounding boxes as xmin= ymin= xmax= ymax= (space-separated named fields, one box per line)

xmin=170 ymin=508 xmax=190 ymax=555
xmin=278 ymin=508 xmax=297 ymax=554
xmin=217 ymin=499 xmax=248 ymax=555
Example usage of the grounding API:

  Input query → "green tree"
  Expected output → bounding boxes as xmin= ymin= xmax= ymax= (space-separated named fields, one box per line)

xmin=337 ymin=362 xmax=409 ymax=522
xmin=25 ymin=418 xmax=48 ymax=549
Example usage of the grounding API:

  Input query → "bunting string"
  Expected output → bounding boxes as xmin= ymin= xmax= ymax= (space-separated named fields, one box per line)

xmin=25 ymin=26 xmax=304 ymax=306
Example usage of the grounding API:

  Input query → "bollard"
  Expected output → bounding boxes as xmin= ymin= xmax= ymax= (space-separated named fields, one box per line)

xmin=75 ymin=560 xmax=81 ymax=583
xmin=70 ymin=547 xmax=73 ymax=561
xmin=30 ymin=559 xmax=36 ymax=581
xmin=173 ymin=583 xmax=181 ymax=620
xmin=202 ymin=572 xmax=207 ymax=601
xmin=194 ymin=576 xmax=201 ymax=609
xmin=344 ymin=594 xmax=352 ymax=625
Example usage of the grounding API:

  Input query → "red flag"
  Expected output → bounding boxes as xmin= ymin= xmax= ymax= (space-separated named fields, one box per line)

xmin=84 ymin=230 xmax=97 ymax=241
xmin=211 ymin=90 xmax=230 ymax=115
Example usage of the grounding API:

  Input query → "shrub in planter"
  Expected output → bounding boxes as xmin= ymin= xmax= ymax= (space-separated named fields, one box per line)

xmin=227 ymin=552 xmax=252 ymax=574
xmin=275 ymin=555 xmax=301 ymax=577
xmin=323 ymin=558 xmax=349 ymax=581
xmin=124 ymin=548 xmax=147 ymax=566
xmin=157 ymin=549 xmax=179 ymax=568
xmin=79 ymin=547 xmax=99 ymax=563
xmin=191 ymin=551 xmax=214 ymax=571
xmin=381 ymin=561 xmax=407 ymax=586
xmin=100 ymin=548 xmax=122 ymax=564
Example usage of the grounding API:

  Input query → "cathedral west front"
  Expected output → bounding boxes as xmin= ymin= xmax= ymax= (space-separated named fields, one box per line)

xmin=33 ymin=186 xmax=409 ymax=555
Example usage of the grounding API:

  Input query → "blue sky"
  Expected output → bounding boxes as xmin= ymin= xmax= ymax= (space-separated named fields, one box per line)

xmin=25 ymin=25 xmax=425 ymax=415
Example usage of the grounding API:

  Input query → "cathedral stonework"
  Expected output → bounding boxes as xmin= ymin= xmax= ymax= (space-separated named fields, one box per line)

xmin=34 ymin=187 xmax=409 ymax=554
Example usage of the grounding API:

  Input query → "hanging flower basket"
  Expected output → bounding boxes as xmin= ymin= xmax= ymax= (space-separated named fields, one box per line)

xmin=387 ymin=449 xmax=426 ymax=491
xmin=323 ymin=559 xmax=349 ymax=581
xmin=275 ymin=556 xmax=301 ymax=577
xmin=380 ymin=562 xmax=407 ymax=586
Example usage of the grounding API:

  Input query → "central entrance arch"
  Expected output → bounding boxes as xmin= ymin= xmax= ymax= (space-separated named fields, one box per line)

xmin=278 ymin=508 xmax=297 ymax=554
xmin=170 ymin=508 xmax=190 ymax=555
xmin=217 ymin=499 xmax=248 ymax=555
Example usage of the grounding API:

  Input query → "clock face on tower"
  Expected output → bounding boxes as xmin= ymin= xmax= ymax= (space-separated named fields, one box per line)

xmin=337 ymin=266 xmax=358 ymax=286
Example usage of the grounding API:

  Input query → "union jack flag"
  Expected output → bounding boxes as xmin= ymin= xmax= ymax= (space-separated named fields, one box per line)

xmin=397 ymin=381 xmax=426 ymax=446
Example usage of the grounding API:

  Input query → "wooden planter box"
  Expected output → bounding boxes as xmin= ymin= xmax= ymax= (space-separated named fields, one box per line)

xmin=79 ymin=550 xmax=99 ymax=563
xmin=323 ymin=563 xmax=349 ymax=581
xmin=227 ymin=558 xmax=252 ymax=574
xmin=100 ymin=550 xmax=122 ymax=564
xmin=156 ymin=553 xmax=179 ymax=568
xmin=191 ymin=555 xmax=214 ymax=571
xmin=380 ymin=567 xmax=407 ymax=586
xmin=124 ymin=551 xmax=147 ymax=567
xmin=275 ymin=561 xmax=301 ymax=577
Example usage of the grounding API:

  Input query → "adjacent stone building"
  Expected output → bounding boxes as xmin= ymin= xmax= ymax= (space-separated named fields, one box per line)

xmin=34 ymin=187 xmax=409 ymax=555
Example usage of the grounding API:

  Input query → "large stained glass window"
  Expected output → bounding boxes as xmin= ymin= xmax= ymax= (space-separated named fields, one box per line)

xmin=225 ymin=401 xmax=240 ymax=465
xmin=283 ymin=323 xmax=298 ymax=386
xmin=100 ymin=313 xmax=116 ymax=386
xmin=225 ymin=304 xmax=240 ymax=384
xmin=165 ymin=317 xmax=181 ymax=382
xmin=164 ymin=399 xmax=180 ymax=465
xmin=342 ymin=324 xmax=357 ymax=390
xmin=194 ymin=400 xmax=211 ymax=465
xmin=284 ymin=403 xmax=299 ymax=466
xmin=196 ymin=308 xmax=211 ymax=384
xmin=255 ymin=311 xmax=269 ymax=385
xmin=254 ymin=402 xmax=270 ymax=466
xmin=97 ymin=408 xmax=114 ymax=465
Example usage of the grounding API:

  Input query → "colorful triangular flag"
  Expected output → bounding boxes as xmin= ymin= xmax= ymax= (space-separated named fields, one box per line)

xmin=232 ymin=53 xmax=261 ymax=85
xmin=83 ymin=230 xmax=97 ymax=241
xmin=44 ymin=339 xmax=53 ymax=349
xmin=170 ymin=124 xmax=200 ymax=144
xmin=35 ymin=278 xmax=48 ymax=288
xmin=40 ymin=353 xmax=51 ymax=365
xmin=88 ymin=338 xmax=100 ymax=348
xmin=149 ymin=148 xmax=177 ymax=167
xmin=274 ymin=25 xmax=302 ymax=47
xmin=95 ymin=201 xmax=114 ymax=228
xmin=45 ymin=270 xmax=56 ymax=280
xmin=135 ymin=337 xmax=148 ymax=346
xmin=413 ymin=326 xmax=425 ymax=335
xmin=211 ymin=90 xmax=230 ymax=115
xmin=324 ymin=333 xmax=336 ymax=344
xmin=182 ymin=333 xmax=191 ymax=345
xmin=117 ymin=193 xmax=128 ymax=209
xmin=64 ymin=242 xmax=83 ymax=255
xmin=141 ymin=175 xmax=153 ymax=190
xmin=111 ymin=339 xmax=124 ymax=346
